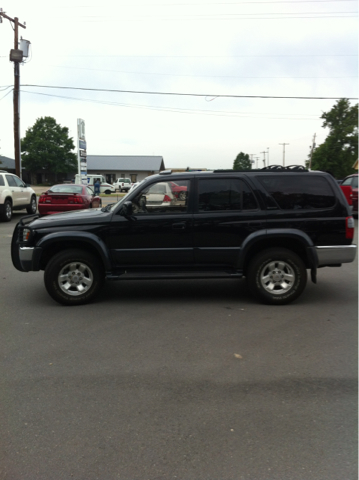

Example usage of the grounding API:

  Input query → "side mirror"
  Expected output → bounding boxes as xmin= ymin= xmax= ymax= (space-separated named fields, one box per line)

xmin=121 ymin=200 xmax=133 ymax=218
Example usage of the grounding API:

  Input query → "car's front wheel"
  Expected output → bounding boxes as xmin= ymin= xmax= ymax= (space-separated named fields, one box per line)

xmin=44 ymin=249 xmax=105 ymax=305
xmin=247 ymin=248 xmax=307 ymax=305
xmin=26 ymin=195 xmax=37 ymax=214
xmin=104 ymin=190 xmax=111 ymax=195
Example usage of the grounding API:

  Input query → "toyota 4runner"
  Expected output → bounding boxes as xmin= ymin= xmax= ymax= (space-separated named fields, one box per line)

xmin=11 ymin=166 xmax=357 ymax=306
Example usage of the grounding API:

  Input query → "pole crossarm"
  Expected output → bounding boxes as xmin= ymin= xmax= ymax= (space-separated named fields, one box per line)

xmin=0 ymin=11 xmax=26 ymax=29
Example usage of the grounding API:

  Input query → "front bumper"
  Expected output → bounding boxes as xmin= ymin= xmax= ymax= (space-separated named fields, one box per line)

xmin=316 ymin=244 xmax=357 ymax=266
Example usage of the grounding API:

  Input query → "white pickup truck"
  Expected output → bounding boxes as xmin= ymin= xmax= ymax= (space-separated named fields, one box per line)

xmin=113 ymin=178 xmax=132 ymax=192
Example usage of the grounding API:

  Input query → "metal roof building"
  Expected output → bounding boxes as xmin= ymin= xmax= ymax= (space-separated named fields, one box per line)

xmin=86 ymin=155 xmax=165 ymax=183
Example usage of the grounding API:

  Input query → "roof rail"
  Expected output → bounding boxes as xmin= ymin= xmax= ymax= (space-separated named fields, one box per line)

xmin=261 ymin=165 xmax=308 ymax=172
xmin=159 ymin=169 xmax=172 ymax=175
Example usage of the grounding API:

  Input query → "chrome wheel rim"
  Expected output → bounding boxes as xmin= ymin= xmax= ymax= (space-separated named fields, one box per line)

xmin=260 ymin=260 xmax=295 ymax=295
xmin=5 ymin=203 xmax=12 ymax=220
xmin=31 ymin=198 xmax=37 ymax=213
xmin=58 ymin=261 xmax=94 ymax=296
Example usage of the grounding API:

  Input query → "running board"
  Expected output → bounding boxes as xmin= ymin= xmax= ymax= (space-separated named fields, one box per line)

xmin=106 ymin=270 xmax=243 ymax=281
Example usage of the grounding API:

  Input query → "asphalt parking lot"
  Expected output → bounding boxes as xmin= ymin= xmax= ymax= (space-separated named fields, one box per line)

xmin=0 ymin=211 xmax=358 ymax=480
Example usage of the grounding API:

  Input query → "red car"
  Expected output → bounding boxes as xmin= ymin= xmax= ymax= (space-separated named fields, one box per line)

xmin=38 ymin=184 xmax=102 ymax=215
xmin=169 ymin=181 xmax=188 ymax=200
xmin=341 ymin=173 xmax=358 ymax=216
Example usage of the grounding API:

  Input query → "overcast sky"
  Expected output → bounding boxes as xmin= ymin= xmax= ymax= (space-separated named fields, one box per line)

xmin=0 ymin=0 xmax=358 ymax=170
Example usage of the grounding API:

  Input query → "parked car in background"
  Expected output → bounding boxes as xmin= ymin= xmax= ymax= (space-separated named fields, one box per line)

xmin=38 ymin=184 xmax=102 ymax=215
xmin=113 ymin=178 xmax=132 ymax=192
xmin=341 ymin=173 xmax=358 ymax=216
xmin=169 ymin=181 xmax=188 ymax=200
xmin=0 ymin=170 xmax=37 ymax=222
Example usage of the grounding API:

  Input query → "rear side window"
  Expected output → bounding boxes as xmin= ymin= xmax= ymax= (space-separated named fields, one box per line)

xmin=258 ymin=175 xmax=335 ymax=210
xmin=0 ymin=175 xmax=4 ymax=186
xmin=197 ymin=178 xmax=258 ymax=212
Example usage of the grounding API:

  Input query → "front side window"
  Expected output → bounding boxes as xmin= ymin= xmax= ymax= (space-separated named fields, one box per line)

xmin=197 ymin=178 xmax=257 ymax=212
xmin=131 ymin=180 xmax=190 ymax=214
xmin=258 ymin=175 xmax=336 ymax=210
xmin=13 ymin=176 xmax=25 ymax=187
xmin=0 ymin=175 xmax=5 ymax=186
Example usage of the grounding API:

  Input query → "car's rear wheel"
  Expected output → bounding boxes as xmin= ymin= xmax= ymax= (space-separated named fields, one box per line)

xmin=44 ymin=249 xmax=105 ymax=305
xmin=178 ymin=191 xmax=187 ymax=201
xmin=247 ymin=248 xmax=307 ymax=305
xmin=26 ymin=195 xmax=37 ymax=214
xmin=1 ymin=199 xmax=12 ymax=222
xmin=105 ymin=190 xmax=111 ymax=195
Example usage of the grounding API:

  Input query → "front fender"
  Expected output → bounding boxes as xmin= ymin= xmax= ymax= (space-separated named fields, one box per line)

xmin=34 ymin=231 xmax=112 ymax=270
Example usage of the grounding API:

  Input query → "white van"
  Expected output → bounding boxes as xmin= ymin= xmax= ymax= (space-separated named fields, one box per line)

xmin=74 ymin=174 xmax=116 ymax=194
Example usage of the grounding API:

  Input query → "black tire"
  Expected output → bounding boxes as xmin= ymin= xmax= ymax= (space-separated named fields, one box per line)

xmin=26 ymin=195 xmax=37 ymax=214
xmin=1 ymin=199 xmax=12 ymax=222
xmin=178 ymin=191 xmax=187 ymax=201
xmin=247 ymin=248 xmax=307 ymax=305
xmin=44 ymin=249 xmax=105 ymax=306
xmin=105 ymin=190 xmax=111 ymax=195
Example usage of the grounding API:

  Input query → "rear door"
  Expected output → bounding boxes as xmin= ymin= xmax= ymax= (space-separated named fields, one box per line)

xmin=193 ymin=176 xmax=266 ymax=267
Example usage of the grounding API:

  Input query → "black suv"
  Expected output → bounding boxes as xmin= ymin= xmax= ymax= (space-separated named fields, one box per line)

xmin=11 ymin=167 xmax=357 ymax=306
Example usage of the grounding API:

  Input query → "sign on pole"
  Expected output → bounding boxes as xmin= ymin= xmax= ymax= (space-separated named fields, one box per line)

xmin=77 ymin=119 xmax=88 ymax=185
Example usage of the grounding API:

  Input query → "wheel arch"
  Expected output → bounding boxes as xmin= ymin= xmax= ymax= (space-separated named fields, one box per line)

xmin=239 ymin=229 xmax=318 ymax=275
xmin=35 ymin=232 xmax=111 ymax=271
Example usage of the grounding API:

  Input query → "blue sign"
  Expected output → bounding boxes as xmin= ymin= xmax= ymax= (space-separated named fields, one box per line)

xmin=79 ymin=140 xmax=86 ymax=150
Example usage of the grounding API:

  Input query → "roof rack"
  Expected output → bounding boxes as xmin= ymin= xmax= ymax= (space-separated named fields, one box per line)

xmin=213 ymin=165 xmax=308 ymax=173
xmin=159 ymin=169 xmax=172 ymax=175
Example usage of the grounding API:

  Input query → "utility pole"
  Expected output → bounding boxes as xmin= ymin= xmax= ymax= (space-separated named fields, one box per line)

xmin=0 ymin=10 xmax=26 ymax=178
xmin=260 ymin=151 xmax=266 ymax=168
xmin=267 ymin=147 xmax=269 ymax=167
xmin=279 ymin=143 xmax=289 ymax=167
xmin=255 ymin=156 xmax=259 ymax=169
xmin=309 ymin=133 xmax=316 ymax=170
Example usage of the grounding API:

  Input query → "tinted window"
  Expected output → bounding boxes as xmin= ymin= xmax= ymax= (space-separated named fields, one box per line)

xmin=0 ymin=175 xmax=4 ymax=186
xmin=6 ymin=175 xmax=17 ymax=187
xmin=198 ymin=178 xmax=257 ymax=212
xmin=258 ymin=175 xmax=335 ymax=210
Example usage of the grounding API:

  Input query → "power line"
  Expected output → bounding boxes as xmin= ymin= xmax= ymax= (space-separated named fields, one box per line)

xmin=53 ymin=54 xmax=358 ymax=58
xmin=20 ymin=89 xmax=322 ymax=119
xmin=46 ymin=64 xmax=358 ymax=79
xmin=20 ymin=84 xmax=359 ymax=100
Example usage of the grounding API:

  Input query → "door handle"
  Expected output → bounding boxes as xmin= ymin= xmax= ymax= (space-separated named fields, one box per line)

xmin=172 ymin=222 xmax=186 ymax=231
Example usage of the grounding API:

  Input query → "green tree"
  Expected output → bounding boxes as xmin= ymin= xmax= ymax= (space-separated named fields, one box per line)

xmin=233 ymin=152 xmax=251 ymax=170
xmin=21 ymin=116 xmax=77 ymax=175
xmin=310 ymin=99 xmax=358 ymax=178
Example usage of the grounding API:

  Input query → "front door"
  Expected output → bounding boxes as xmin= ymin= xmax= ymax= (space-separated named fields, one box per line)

xmin=108 ymin=179 xmax=194 ymax=267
